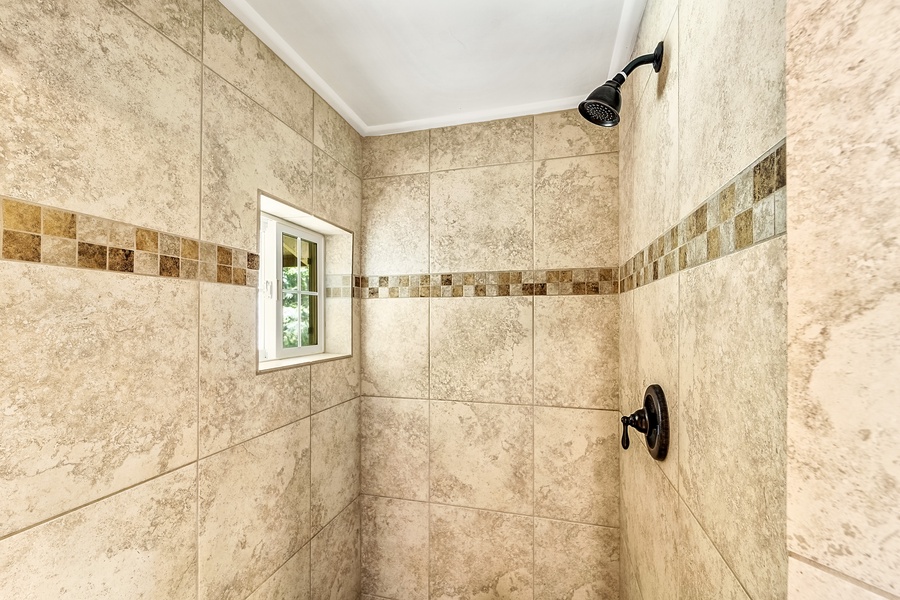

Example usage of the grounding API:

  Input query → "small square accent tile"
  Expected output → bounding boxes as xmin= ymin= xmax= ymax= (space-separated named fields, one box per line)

xmin=108 ymin=222 xmax=135 ymax=249
xmin=77 ymin=215 xmax=110 ymax=245
xmin=42 ymin=208 xmax=77 ymax=239
xmin=41 ymin=236 xmax=76 ymax=266
xmin=247 ymin=252 xmax=260 ymax=270
xmin=199 ymin=261 xmax=217 ymax=282
xmin=4 ymin=199 xmax=41 ymax=233
xmin=134 ymin=251 xmax=158 ymax=275
xmin=181 ymin=259 xmax=199 ymax=280
xmin=159 ymin=255 xmax=180 ymax=278
xmin=232 ymin=249 xmax=247 ymax=269
xmin=159 ymin=233 xmax=180 ymax=257
xmin=181 ymin=238 xmax=199 ymax=260
xmin=136 ymin=229 xmax=158 ymax=252
xmin=217 ymin=246 xmax=232 ymax=266
xmin=108 ymin=248 xmax=135 ymax=273
xmin=199 ymin=241 xmax=217 ymax=263
xmin=233 ymin=267 xmax=247 ymax=285
xmin=3 ymin=230 xmax=41 ymax=262
xmin=735 ymin=209 xmax=754 ymax=250
xmin=77 ymin=242 xmax=107 ymax=270
xmin=217 ymin=264 xmax=232 ymax=284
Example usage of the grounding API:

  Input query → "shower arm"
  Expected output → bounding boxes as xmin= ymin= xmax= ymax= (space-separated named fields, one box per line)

xmin=610 ymin=41 xmax=664 ymax=85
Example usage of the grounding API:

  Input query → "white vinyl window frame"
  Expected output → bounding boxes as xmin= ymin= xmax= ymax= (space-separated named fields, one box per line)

xmin=259 ymin=213 xmax=325 ymax=361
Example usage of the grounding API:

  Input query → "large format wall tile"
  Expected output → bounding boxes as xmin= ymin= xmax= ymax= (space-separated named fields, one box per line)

xmin=202 ymin=68 xmax=313 ymax=251
xmin=534 ymin=407 xmax=618 ymax=526
xmin=311 ymin=354 xmax=360 ymax=414
xmin=430 ymin=505 xmax=533 ymax=600
xmin=314 ymin=94 xmax=362 ymax=176
xmin=0 ymin=465 xmax=197 ymax=599
xmin=431 ymin=401 xmax=533 ymax=514
xmin=311 ymin=399 xmax=360 ymax=533
xmin=534 ymin=154 xmax=618 ymax=269
xmin=119 ymin=0 xmax=202 ymax=57
xmin=787 ymin=558 xmax=885 ymax=600
xmin=198 ymin=420 xmax=311 ymax=600
xmin=361 ymin=397 xmax=429 ymax=501
xmin=534 ymin=518 xmax=618 ymax=600
xmin=431 ymin=297 xmax=533 ymax=404
xmin=618 ymin=122 xmax=637 ymax=264
xmin=361 ymin=495 xmax=429 ymax=600
xmin=203 ymin=0 xmax=314 ymax=139
xmin=679 ymin=238 xmax=787 ymax=600
xmin=678 ymin=0 xmax=785 ymax=211
xmin=0 ymin=262 xmax=197 ymax=538
xmin=362 ymin=174 xmax=430 ymax=275
xmin=361 ymin=298 xmax=429 ymax=398
xmin=430 ymin=116 xmax=533 ymax=171
xmin=0 ymin=0 xmax=201 ymax=238
xmin=313 ymin=148 xmax=362 ymax=234
xmin=619 ymin=291 xmax=636 ymax=415
xmin=246 ymin=545 xmax=310 ymax=600
xmin=620 ymin=540 xmax=643 ymax=600
xmin=199 ymin=283 xmax=310 ymax=457
xmin=311 ymin=500 xmax=361 ymax=600
xmin=534 ymin=109 xmax=617 ymax=160
xmin=534 ymin=296 xmax=618 ymax=409
xmin=430 ymin=163 xmax=533 ymax=273
xmin=362 ymin=131 xmax=430 ymax=178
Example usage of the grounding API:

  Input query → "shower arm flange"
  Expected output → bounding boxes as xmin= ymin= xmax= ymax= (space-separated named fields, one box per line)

xmin=613 ymin=41 xmax=664 ymax=85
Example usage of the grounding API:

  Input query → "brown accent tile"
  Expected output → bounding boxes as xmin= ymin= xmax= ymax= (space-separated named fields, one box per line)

xmin=585 ymin=282 xmax=600 ymax=295
xmin=572 ymin=282 xmax=586 ymax=295
xmin=379 ymin=276 xmax=389 ymax=287
xmin=400 ymin=275 xmax=410 ymax=287
xmin=217 ymin=246 xmax=232 ymax=266
xmin=521 ymin=283 xmax=534 ymax=295
xmin=679 ymin=245 xmax=688 ymax=270
xmin=134 ymin=251 xmax=158 ymax=275
xmin=41 ymin=237 xmax=76 ymax=266
xmin=496 ymin=284 xmax=508 ymax=296
xmin=559 ymin=270 xmax=573 ymax=283
xmin=159 ymin=255 xmax=180 ymax=278
xmin=3 ymin=230 xmax=41 ymax=262
xmin=598 ymin=268 xmax=615 ymax=282
xmin=452 ymin=285 xmax=464 ymax=297
xmin=707 ymin=227 xmax=722 ymax=261
xmin=753 ymin=152 xmax=778 ymax=203
xmin=233 ymin=268 xmax=247 ymax=285
xmin=136 ymin=229 xmax=158 ymax=252
xmin=389 ymin=286 xmax=399 ymax=298
xmin=77 ymin=215 xmax=110 ymax=245
xmin=108 ymin=222 xmax=135 ymax=249
xmin=475 ymin=284 xmax=486 ymax=297
xmin=3 ymin=199 xmax=41 ymax=233
xmin=181 ymin=238 xmax=199 ymax=260
xmin=107 ymin=248 xmax=135 ymax=273
xmin=158 ymin=233 xmax=180 ymax=257
xmin=735 ymin=209 xmax=754 ymax=250
xmin=216 ymin=264 xmax=232 ymax=283
xmin=461 ymin=273 xmax=474 ymax=285
xmin=247 ymin=252 xmax=260 ymax=270
xmin=77 ymin=242 xmax=107 ymax=270
xmin=688 ymin=204 xmax=708 ymax=240
xmin=546 ymin=270 xmax=559 ymax=283
xmin=419 ymin=286 xmax=430 ymax=298
xmin=42 ymin=208 xmax=77 ymax=238
xmin=534 ymin=283 xmax=547 ymax=296
xmin=181 ymin=259 xmax=199 ymax=280
xmin=775 ymin=145 xmax=786 ymax=190
xmin=719 ymin=183 xmax=736 ymax=222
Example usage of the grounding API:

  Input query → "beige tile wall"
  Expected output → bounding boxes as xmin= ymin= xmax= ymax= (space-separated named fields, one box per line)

xmin=0 ymin=0 xmax=361 ymax=597
xmin=360 ymin=111 xmax=621 ymax=600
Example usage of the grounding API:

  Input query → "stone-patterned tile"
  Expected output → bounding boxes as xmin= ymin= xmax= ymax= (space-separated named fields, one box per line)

xmin=246 ymin=545 xmax=310 ymax=600
xmin=314 ymin=94 xmax=362 ymax=176
xmin=0 ymin=466 xmax=196 ymax=598
xmin=203 ymin=0 xmax=313 ymax=138
xmin=619 ymin=541 xmax=643 ymax=600
xmin=362 ymin=298 xmax=429 ymax=398
xmin=198 ymin=420 xmax=310 ymax=600
xmin=119 ymin=0 xmax=202 ymax=57
xmin=0 ymin=262 xmax=197 ymax=538
xmin=0 ymin=0 xmax=201 ymax=238
xmin=361 ymin=495 xmax=429 ymax=600
xmin=618 ymin=123 xmax=637 ymax=263
xmin=202 ymin=68 xmax=313 ymax=251
xmin=199 ymin=283 xmax=310 ymax=457
xmin=430 ymin=116 xmax=533 ymax=171
xmin=314 ymin=147 xmax=362 ymax=233
xmin=534 ymin=519 xmax=618 ymax=600
xmin=311 ymin=399 xmax=360 ymax=533
xmin=311 ymin=355 xmax=360 ymax=414
xmin=630 ymin=0 xmax=678 ymax=110
xmin=430 ymin=297 xmax=533 ymax=404
xmin=311 ymin=500 xmax=361 ymax=600
xmin=534 ymin=154 xmax=618 ymax=268
xmin=430 ymin=504 xmax=533 ymax=600
xmin=430 ymin=163 xmax=533 ymax=272
xmin=431 ymin=401 xmax=533 ymax=514
xmin=619 ymin=291 xmax=636 ymax=415
xmin=534 ymin=407 xmax=618 ymax=526
xmin=534 ymin=109 xmax=618 ymax=160
xmin=361 ymin=397 xmax=429 ymax=501
xmin=363 ymin=130 xmax=430 ymax=178
xmin=679 ymin=0 xmax=785 ymax=209
xmin=362 ymin=174 xmax=429 ymax=275
xmin=534 ymin=296 xmax=618 ymax=409
xmin=679 ymin=238 xmax=787 ymax=600
xmin=2 ymin=230 xmax=41 ymax=262
xmin=787 ymin=558 xmax=886 ymax=600
xmin=41 ymin=236 xmax=77 ymax=266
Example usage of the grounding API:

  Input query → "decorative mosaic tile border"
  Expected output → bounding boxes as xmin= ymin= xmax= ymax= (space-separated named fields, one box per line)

xmin=0 ymin=197 xmax=259 ymax=286
xmin=355 ymin=268 xmax=620 ymax=298
xmin=620 ymin=141 xmax=786 ymax=292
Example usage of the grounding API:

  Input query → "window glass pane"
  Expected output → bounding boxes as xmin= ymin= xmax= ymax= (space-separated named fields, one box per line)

xmin=282 ymin=233 xmax=298 ymax=291
xmin=282 ymin=292 xmax=299 ymax=348
xmin=300 ymin=238 xmax=317 ymax=292
xmin=301 ymin=294 xmax=317 ymax=347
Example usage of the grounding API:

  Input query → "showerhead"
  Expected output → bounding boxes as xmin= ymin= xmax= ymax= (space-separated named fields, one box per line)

xmin=579 ymin=41 xmax=664 ymax=128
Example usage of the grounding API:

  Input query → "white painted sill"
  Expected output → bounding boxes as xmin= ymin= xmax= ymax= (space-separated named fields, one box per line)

xmin=257 ymin=352 xmax=351 ymax=374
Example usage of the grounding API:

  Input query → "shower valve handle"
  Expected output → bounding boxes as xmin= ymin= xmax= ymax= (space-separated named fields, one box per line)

xmin=620 ymin=409 xmax=649 ymax=450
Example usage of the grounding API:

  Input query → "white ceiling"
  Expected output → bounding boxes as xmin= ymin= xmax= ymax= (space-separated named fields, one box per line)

xmin=221 ymin=0 xmax=648 ymax=135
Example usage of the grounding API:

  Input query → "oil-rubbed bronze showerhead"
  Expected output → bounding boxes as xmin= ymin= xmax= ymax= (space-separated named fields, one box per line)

xmin=579 ymin=41 xmax=664 ymax=127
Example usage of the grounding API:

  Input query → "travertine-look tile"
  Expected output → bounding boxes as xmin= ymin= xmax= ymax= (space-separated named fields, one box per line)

xmin=246 ymin=545 xmax=310 ymax=600
xmin=431 ymin=297 xmax=533 ymax=404
xmin=120 ymin=0 xmax=202 ymax=57
xmin=0 ymin=262 xmax=197 ymax=538
xmin=314 ymin=148 xmax=362 ymax=233
xmin=431 ymin=504 xmax=533 ymax=600
xmin=534 ymin=296 xmax=618 ymax=409
xmin=311 ymin=399 xmax=360 ymax=533
xmin=787 ymin=558 xmax=886 ymax=600
xmin=619 ymin=291 xmax=636 ymax=415
xmin=202 ymin=68 xmax=313 ymax=251
xmin=535 ymin=154 xmax=618 ymax=268
xmin=431 ymin=401 xmax=533 ymax=514
xmin=630 ymin=0 xmax=677 ymax=111
xmin=0 ymin=0 xmax=201 ymax=237
xmin=679 ymin=0 xmax=785 ymax=210
xmin=361 ymin=397 xmax=429 ymax=501
xmin=534 ymin=109 xmax=618 ymax=160
xmin=311 ymin=355 xmax=360 ymax=413
xmin=199 ymin=284 xmax=310 ymax=457
xmin=362 ymin=298 xmax=429 ymax=398
xmin=203 ymin=0 xmax=313 ymax=138
xmin=430 ymin=163 xmax=533 ymax=273
xmin=361 ymin=495 xmax=429 ymax=600
xmin=534 ymin=407 xmax=618 ymax=526
xmin=362 ymin=174 xmax=430 ymax=275
xmin=198 ymin=419 xmax=311 ymax=600
xmin=314 ymin=94 xmax=362 ymax=176
xmin=534 ymin=518 xmax=618 ymax=600
xmin=363 ymin=130 xmax=430 ymax=178
xmin=679 ymin=238 xmax=787 ymax=600
xmin=618 ymin=124 xmax=637 ymax=264
xmin=40 ymin=236 xmax=76 ymax=266
xmin=430 ymin=116 xmax=533 ymax=171
xmin=0 ymin=466 xmax=196 ymax=599
xmin=619 ymin=541 xmax=643 ymax=600
xmin=311 ymin=500 xmax=361 ymax=600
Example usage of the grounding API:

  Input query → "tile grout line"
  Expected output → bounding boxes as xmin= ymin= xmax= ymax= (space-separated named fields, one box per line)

xmin=196 ymin=6 xmax=205 ymax=597
xmin=788 ymin=553 xmax=900 ymax=600
xmin=426 ymin=125 xmax=433 ymax=600
xmin=531 ymin=113 xmax=537 ymax=600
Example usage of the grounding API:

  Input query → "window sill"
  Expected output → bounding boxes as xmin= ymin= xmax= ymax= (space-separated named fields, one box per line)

xmin=257 ymin=352 xmax=352 ymax=374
